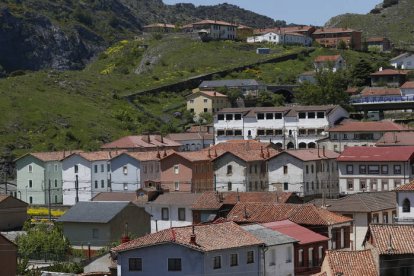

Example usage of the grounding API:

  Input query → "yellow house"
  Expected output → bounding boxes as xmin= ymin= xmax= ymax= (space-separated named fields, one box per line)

xmin=186 ymin=90 xmax=230 ymax=118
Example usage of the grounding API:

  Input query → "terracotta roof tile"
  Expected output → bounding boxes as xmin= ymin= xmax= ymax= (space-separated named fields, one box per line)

xmin=323 ymin=249 xmax=378 ymax=276
xmin=328 ymin=119 xmax=408 ymax=132
xmin=166 ymin=132 xmax=214 ymax=141
xmin=101 ymin=135 xmax=181 ymax=150
xmin=401 ymin=81 xmax=414 ymax=89
xmin=124 ymin=150 xmax=175 ymax=161
xmin=361 ymin=87 xmax=401 ymax=97
xmin=73 ymin=151 xmax=122 ymax=161
xmin=112 ymin=221 xmax=262 ymax=252
xmin=277 ymin=149 xmax=339 ymax=161
xmin=314 ymin=55 xmax=342 ymax=62
xmin=166 ymin=151 xmax=212 ymax=162
xmin=370 ymin=69 xmax=410 ymax=76
xmin=395 ymin=180 xmax=414 ymax=191
xmin=143 ymin=23 xmax=175 ymax=28
xmin=313 ymin=28 xmax=360 ymax=34
xmin=16 ymin=150 xmax=83 ymax=162
xmin=337 ymin=146 xmax=414 ymax=162
xmin=367 ymin=224 xmax=414 ymax=255
xmin=376 ymin=131 xmax=414 ymax=146
xmin=150 ymin=193 xmax=201 ymax=206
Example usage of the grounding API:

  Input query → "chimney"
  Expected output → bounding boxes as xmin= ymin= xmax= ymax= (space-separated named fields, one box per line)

xmin=317 ymin=145 xmax=321 ymax=158
xmin=163 ymin=148 xmax=167 ymax=157
xmin=260 ymin=146 xmax=264 ymax=159
xmin=322 ymin=146 xmax=326 ymax=157
xmin=214 ymin=91 xmax=217 ymax=96
xmin=156 ymin=147 xmax=161 ymax=159
xmin=190 ymin=225 xmax=197 ymax=245
xmin=121 ymin=223 xmax=130 ymax=244
xmin=244 ymin=206 xmax=249 ymax=219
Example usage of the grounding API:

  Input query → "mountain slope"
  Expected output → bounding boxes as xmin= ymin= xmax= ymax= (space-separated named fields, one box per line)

xmin=0 ymin=0 xmax=282 ymax=73
xmin=325 ymin=0 xmax=414 ymax=48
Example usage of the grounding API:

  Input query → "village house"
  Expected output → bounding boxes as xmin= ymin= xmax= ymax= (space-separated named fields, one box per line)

xmin=316 ymin=249 xmax=378 ymax=276
xmin=186 ymin=90 xmax=230 ymax=118
xmin=57 ymin=201 xmax=150 ymax=247
xmin=376 ymin=131 xmax=414 ymax=147
xmin=111 ymin=222 xmax=263 ymax=276
xmin=142 ymin=23 xmax=176 ymax=33
xmin=0 ymin=233 xmax=17 ymax=276
xmin=394 ymin=181 xmax=414 ymax=224
xmin=400 ymin=81 xmax=414 ymax=97
xmin=145 ymin=192 xmax=200 ymax=233
xmin=101 ymin=135 xmax=181 ymax=152
xmin=390 ymin=52 xmax=414 ymax=69
xmin=312 ymin=28 xmax=362 ymax=50
xmin=191 ymin=191 xmax=301 ymax=224
xmin=0 ymin=195 xmax=28 ymax=231
xmin=242 ymin=223 xmax=297 ymax=276
xmin=62 ymin=151 xmax=117 ymax=205
xmin=363 ymin=224 xmax=414 ymax=276
xmin=182 ymin=19 xmax=238 ymax=40
xmin=366 ymin=37 xmax=392 ymax=52
xmin=298 ymin=71 xmax=317 ymax=84
xmin=166 ymin=132 xmax=214 ymax=152
xmin=337 ymin=146 xmax=414 ymax=195
xmin=236 ymin=25 xmax=254 ymax=40
xmin=313 ymin=55 xmax=346 ymax=72
xmin=226 ymin=202 xmax=353 ymax=251
xmin=311 ymin=191 xmax=396 ymax=250
xmin=318 ymin=119 xmax=410 ymax=152
xmin=160 ymin=151 xmax=214 ymax=193
xmin=263 ymin=220 xmax=329 ymax=276
xmin=247 ymin=31 xmax=312 ymax=46
xmin=267 ymin=148 xmax=340 ymax=198
xmin=198 ymin=79 xmax=266 ymax=97
xmin=370 ymin=68 xmax=409 ymax=87
xmin=15 ymin=151 xmax=74 ymax=205
xmin=214 ymin=105 xmax=348 ymax=149
xmin=254 ymin=25 xmax=316 ymax=37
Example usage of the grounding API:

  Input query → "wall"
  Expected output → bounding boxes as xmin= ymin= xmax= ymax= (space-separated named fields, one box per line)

xmin=91 ymin=160 xmax=111 ymax=198
xmin=397 ymin=191 xmax=414 ymax=222
xmin=268 ymin=154 xmax=305 ymax=195
xmin=160 ymin=155 xmax=193 ymax=192
xmin=263 ymin=243 xmax=295 ymax=276
xmin=146 ymin=204 xmax=194 ymax=233
xmin=110 ymin=204 xmax=150 ymax=240
xmin=44 ymin=160 xmax=63 ymax=204
xmin=141 ymin=160 xmax=162 ymax=184
xmin=391 ymin=55 xmax=414 ymax=70
xmin=16 ymin=155 xmax=46 ymax=204
xmin=63 ymin=222 xmax=111 ymax=247
xmin=62 ymin=155 xmax=92 ymax=205
xmin=214 ymin=154 xmax=247 ymax=192
xmin=0 ymin=197 xmax=28 ymax=231
xmin=0 ymin=235 xmax=17 ymax=276
xmin=111 ymin=154 xmax=141 ymax=192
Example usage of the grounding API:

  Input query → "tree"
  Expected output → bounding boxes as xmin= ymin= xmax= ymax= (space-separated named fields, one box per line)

xmin=296 ymin=70 xmax=350 ymax=106
xmin=351 ymin=58 xmax=374 ymax=87
xmin=197 ymin=112 xmax=213 ymax=125
xmin=256 ymin=91 xmax=285 ymax=107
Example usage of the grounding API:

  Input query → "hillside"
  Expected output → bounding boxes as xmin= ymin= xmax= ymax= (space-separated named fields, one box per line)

xmin=325 ymin=0 xmax=414 ymax=48
xmin=0 ymin=0 xmax=282 ymax=73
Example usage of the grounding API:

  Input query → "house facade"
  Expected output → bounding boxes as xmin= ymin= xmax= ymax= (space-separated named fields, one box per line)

xmin=395 ymin=181 xmax=414 ymax=224
xmin=267 ymin=149 xmax=339 ymax=198
xmin=185 ymin=20 xmax=238 ymax=40
xmin=337 ymin=146 xmax=414 ymax=195
xmin=0 ymin=195 xmax=28 ymax=231
xmin=166 ymin=132 xmax=214 ymax=152
xmin=400 ymin=81 xmax=414 ymax=97
xmin=312 ymin=28 xmax=362 ymax=50
xmin=366 ymin=37 xmax=391 ymax=52
xmin=370 ymin=69 xmax=408 ymax=87
xmin=390 ymin=52 xmax=414 ymax=69
xmin=247 ymin=32 xmax=312 ymax=46
xmin=313 ymin=55 xmax=346 ymax=72
xmin=214 ymin=105 xmax=348 ymax=149
xmin=186 ymin=90 xmax=230 ymax=118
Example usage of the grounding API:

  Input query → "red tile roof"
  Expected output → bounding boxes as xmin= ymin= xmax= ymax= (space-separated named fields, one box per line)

xmin=328 ymin=120 xmax=408 ymax=132
xmin=314 ymin=55 xmax=342 ymax=62
xmin=401 ymin=81 xmax=414 ymax=89
xmin=227 ymin=203 xmax=352 ymax=226
xmin=164 ymin=151 xmax=212 ymax=162
xmin=337 ymin=146 xmax=414 ymax=162
xmin=191 ymin=19 xmax=238 ymax=27
xmin=366 ymin=37 xmax=388 ymax=42
xmin=219 ymin=148 xmax=280 ymax=162
xmin=166 ymin=132 xmax=214 ymax=141
xmin=125 ymin=150 xmax=175 ymax=161
xmin=101 ymin=135 xmax=181 ymax=150
xmin=16 ymin=151 xmax=83 ymax=162
xmin=360 ymin=87 xmax=401 ymax=97
xmin=143 ymin=23 xmax=175 ymax=28
xmin=262 ymin=220 xmax=328 ymax=245
xmin=370 ymin=69 xmax=410 ymax=76
xmin=367 ymin=224 xmax=414 ymax=255
xmin=395 ymin=180 xmax=414 ymax=191
xmin=313 ymin=28 xmax=360 ymax=34
xmin=65 ymin=151 xmax=123 ymax=162
xmin=376 ymin=131 xmax=414 ymax=146
xmin=322 ymin=249 xmax=378 ymax=276
xmin=112 ymin=221 xmax=262 ymax=253
xmin=278 ymin=149 xmax=339 ymax=161
xmin=200 ymin=91 xmax=227 ymax=98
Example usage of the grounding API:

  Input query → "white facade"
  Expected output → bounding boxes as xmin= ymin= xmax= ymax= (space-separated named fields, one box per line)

xmin=390 ymin=53 xmax=414 ymax=69
xmin=247 ymin=32 xmax=312 ymax=46
xmin=314 ymin=56 xmax=346 ymax=72
xmin=247 ymin=32 xmax=281 ymax=44
xmin=338 ymin=161 xmax=413 ymax=195
xmin=319 ymin=131 xmax=383 ymax=153
xmin=263 ymin=243 xmax=295 ymax=276
xmin=396 ymin=190 xmax=414 ymax=224
xmin=214 ymin=106 xmax=349 ymax=149
xmin=145 ymin=203 xmax=194 ymax=233
xmin=401 ymin=87 xmax=414 ymax=97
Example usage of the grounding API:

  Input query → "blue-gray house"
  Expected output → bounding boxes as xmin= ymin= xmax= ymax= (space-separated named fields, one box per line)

xmin=111 ymin=221 xmax=263 ymax=276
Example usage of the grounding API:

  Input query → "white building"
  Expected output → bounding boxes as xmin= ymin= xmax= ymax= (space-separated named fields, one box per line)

xmin=337 ymin=146 xmax=414 ymax=196
xmin=145 ymin=193 xmax=200 ymax=233
xmin=401 ymin=81 xmax=414 ymax=97
xmin=62 ymin=152 xmax=114 ymax=205
xmin=214 ymin=105 xmax=349 ymax=149
xmin=184 ymin=20 xmax=237 ymax=40
xmin=395 ymin=180 xmax=414 ymax=224
xmin=313 ymin=55 xmax=346 ymax=72
xmin=390 ymin=52 xmax=414 ymax=69
xmin=166 ymin=132 xmax=214 ymax=152
xmin=247 ymin=32 xmax=312 ymax=46
xmin=267 ymin=149 xmax=339 ymax=198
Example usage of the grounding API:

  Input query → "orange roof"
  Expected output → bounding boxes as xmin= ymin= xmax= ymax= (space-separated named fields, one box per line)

xmin=219 ymin=148 xmax=280 ymax=162
xmin=167 ymin=151 xmax=212 ymax=162
xmin=338 ymin=146 xmax=414 ymax=162
xmin=329 ymin=120 xmax=408 ymax=132
xmin=370 ymin=69 xmax=410 ymax=76
xmin=361 ymin=87 xmax=401 ymax=97
xmin=101 ymin=135 xmax=181 ymax=150
xmin=314 ymin=55 xmax=342 ymax=63
xmin=227 ymin=203 xmax=352 ymax=226
xmin=276 ymin=149 xmax=339 ymax=161
xmin=322 ymin=250 xmax=378 ymax=276
xmin=143 ymin=23 xmax=175 ymax=28
xmin=75 ymin=151 xmax=122 ymax=161
xmin=395 ymin=180 xmax=414 ymax=191
xmin=192 ymin=19 xmax=238 ymax=27
xmin=376 ymin=131 xmax=414 ymax=146
xmin=200 ymin=91 xmax=227 ymax=98
xmin=367 ymin=224 xmax=414 ymax=255
xmin=15 ymin=150 xmax=83 ymax=162
xmin=313 ymin=28 xmax=360 ymax=34
xmin=401 ymin=81 xmax=414 ymax=89
xmin=125 ymin=150 xmax=175 ymax=161
xmin=112 ymin=221 xmax=262 ymax=253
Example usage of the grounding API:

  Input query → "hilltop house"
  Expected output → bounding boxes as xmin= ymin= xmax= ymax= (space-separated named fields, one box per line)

xmin=247 ymin=31 xmax=312 ymax=46
xmin=313 ymin=55 xmax=346 ymax=72
xmin=198 ymin=79 xmax=266 ymax=97
xmin=370 ymin=69 xmax=409 ymax=87
xmin=254 ymin=25 xmax=316 ymax=37
xmin=366 ymin=37 xmax=392 ymax=52
xmin=183 ymin=20 xmax=237 ymax=40
xmin=143 ymin=23 xmax=176 ymax=33
xmin=390 ymin=52 xmax=414 ymax=69
xmin=186 ymin=90 xmax=230 ymax=118
xmin=312 ymin=28 xmax=362 ymax=50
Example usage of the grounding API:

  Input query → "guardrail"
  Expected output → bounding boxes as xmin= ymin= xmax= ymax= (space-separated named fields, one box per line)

xmin=351 ymin=95 xmax=414 ymax=104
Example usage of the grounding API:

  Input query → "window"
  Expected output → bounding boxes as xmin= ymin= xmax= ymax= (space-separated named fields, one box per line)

xmin=227 ymin=165 xmax=232 ymax=175
xmin=226 ymin=130 xmax=234 ymax=136
xmin=298 ymin=112 xmax=306 ymax=119
xmin=190 ymin=108 xmax=194 ymax=113
xmin=298 ymin=249 xmax=304 ymax=266
xmin=381 ymin=165 xmax=388 ymax=174
xmin=204 ymin=99 xmax=208 ymax=103
xmin=234 ymin=130 xmax=242 ymax=136
xmin=174 ymin=182 xmax=179 ymax=191
xmin=266 ymin=129 xmax=273 ymax=136
xmin=308 ymin=112 xmax=315 ymax=119
xmin=162 ymin=208 xmax=169 ymax=220
xmin=372 ymin=213 xmax=379 ymax=223
xmin=343 ymin=134 xmax=348 ymax=140
xmin=28 ymin=165 xmax=33 ymax=173
xmin=55 ymin=195 xmax=58 ymax=203
xmin=178 ymin=208 xmax=186 ymax=221
xmin=311 ymin=165 xmax=314 ymax=174
xmin=370 ymin=179 xmax=377 ymax=191
xmin=403 ymin=198 xmax=411 ymax=213
xmin=228 ymin=182 xmax=232 ymax=191
xmin=257 ymin=113 xmax=265 ymax=120
xmin=394 ymin=165 xmax=402 ymax=174
xmin=123 ymin=166 xmax=128 ymax=175
xmin=395 ymin=179 xmax=401 ymax=188
xmin=346 ymin=165 xmax=353 ymax=174
xmin=204 ymin=108 xmax=208 ymax=112
xmin=347 ymin=179 xmax=353 ymax=190
xmin=317 ymin=112 xmax=325 ymax=118
xmin=217 ymin=130 xmax=225 ymax=136
xmin=286 ymin=246 xmax=292 ymax=263
xmin=129 ymin=258 xmax=142 ymax=271
xmin=383 ymin=212 xmax=388 ymax=224
xmin=94 ymin=165 xmax=98 ymax=173
xmin=54 ymin=179 xmax=58 ymax=187
xmin=257 ymin=129 xmax=265 ymax=136
xmin=94 ymin=181 xmax=98 ymax=189
xmin=284 ymin=182 xmax=288 ymax=191
xmin=92 ymin=228 xmax=99 ymax=239
xmin=74 ymin=165 xmax=79 ymax=173
xmin=283 ymin=165 xmax=288 ymax=174
xmin=382 ymin=179 xmax=389 ymax=191
xmin=29 ymin=197 xmax=33 ymax=204
xmin=101 ymin=180 xmax=105 ymax=188
xmin=230 ymin=253 xmax=238 ymax=266
xmin=174 ymin=165 xmax=179 ymax=174
xmin=318 ymin=246 xmax=324 ymax=264
xmin=29 ymin=180 xmax=32 ymax=188
xmin=218 ymin=114 xmax=224 ymax=121
xmin=168 ymin=258 xmax=182 ymax=271
xmin=234 ymin=114 xmax=242 ymax=120
xmin=123 ymin=183 xmax=128 ymax=190
xmin=226 ymin=114 xmax=233 ymax=120
xmin=266 ymin=113 xmax=273 ymax=120
xmin=306 ymin=165 xmax=309 ymax=174
xmin=54 ymin=164 xmax=58 ymax=172
xmin=275 ymin=113 xmax=282 ymax=119
xmin=247 ymin=251 xmax=254 ymax=264
xmin=359 ymin=165 xmax=366 ymax=174
xmin=308 ymin=248 xmax=314 ymax=267
xmin=360 ymin=179 xmax=366 ymax=191
xmin=368 ymin=165 xmax=379 ymax=174
xmin=101 ymin=164 xmax=104 ymax=172
xmin=213 ymin=256 xmax=221 ymax=269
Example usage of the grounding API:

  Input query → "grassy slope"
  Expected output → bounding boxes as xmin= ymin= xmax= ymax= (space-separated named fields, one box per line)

xmin=1 ymin=35 xmax=301 ymax=158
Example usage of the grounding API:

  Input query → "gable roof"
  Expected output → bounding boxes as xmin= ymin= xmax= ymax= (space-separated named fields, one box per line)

xmin=0 ymin=233 xmax=17 ymax=247
xmin=270 ymin=149 xmax=339 ymax=162
xmin=376 ymin=131 xmax=414 ymax=146
xmin=191 ymin=19 xmax=238 ymax=27
xmin=314 ymin=55 xmax=342 ymax=63
xmin=0 ymin=195 xmax=28 ymax=207
xmin=227 ymin=203 xmax=352 ymax=226
xmin=323 ymin=249 xmax=378 ymax=276
xmin=390 ymin=52 xmax=412 ymax=61
xmin=262 ymin=220 xmax=329 ymax=245
xmin=112 ymin=221 xmax=262 ymax=253
xmin=64 ymin=151 xmax=121 ymax=162
xmin=101 ymin=135 xmax=180 ymax=150
xmin=150 ymin=193 xmax=201 ymax=206
xmin=15 ymin=151 xmax=82 ymax=162
xmin=313 ymin=28 xmax=360 ymax=34
xmin=91 ymin=192 xmax=138 ymax=202
xmin=401 ymin=81 xmax=414 ymax=89
xmin=163 ymin=151 xmax=212 ymax=162
xmin=120 ymin=150 xmax=175 ymax=162
xmin=360 ymin=87 xmax=401 ymax=97
xmin=242 ymin=224 xmax=297 ymax=246
xmin=370 ymin=69 xmax=410 ymax=76
xmin=57 ymin=201 xmax=132 ymax=223
xmin=337 ymin=146 xmax=414 ymax=162
xmin=366 ymin=224 xmax=414 ymax=255
xmin=328 ymin=119 xmax=408 ymax=132
xmin=216 ymin=148 xmax=279 ymax=162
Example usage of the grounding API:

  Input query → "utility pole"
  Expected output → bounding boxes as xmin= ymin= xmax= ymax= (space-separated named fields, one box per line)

xmin=75 ymin=175 xmax=79 ymax=203
xmin=48 ymin=180 xmax=52 ymax=222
